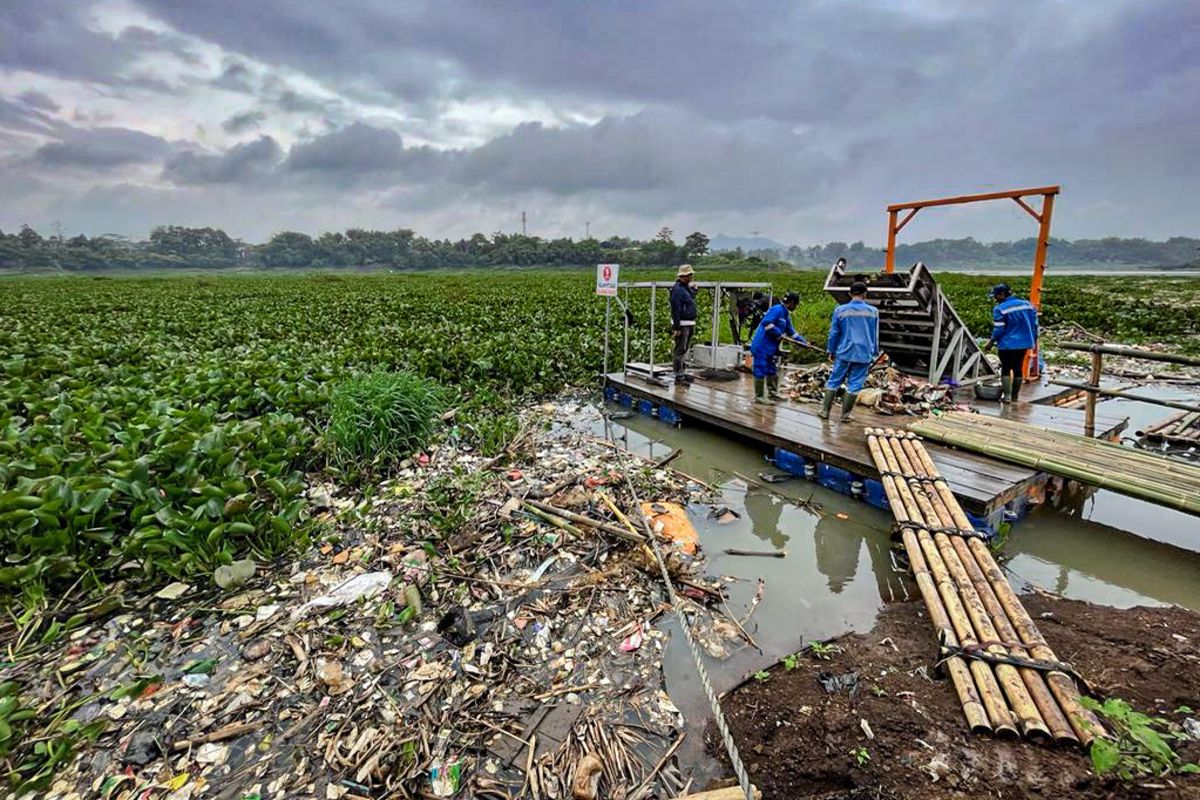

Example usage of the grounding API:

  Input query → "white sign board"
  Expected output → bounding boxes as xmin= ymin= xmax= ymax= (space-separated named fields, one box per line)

xmin=595 ymin=263 xmax=619 ymax=296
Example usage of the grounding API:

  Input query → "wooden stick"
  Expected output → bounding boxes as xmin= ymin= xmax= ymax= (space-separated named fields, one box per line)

xmin=670 ymin=787 xmax=762 ymax=800
xmin=524 ymin=500 xmax=646 ymax=543
xmin=171 ymin=722 xmax=259 ymax=751
xmin=722 ymin=548 xmax=785 ymax=558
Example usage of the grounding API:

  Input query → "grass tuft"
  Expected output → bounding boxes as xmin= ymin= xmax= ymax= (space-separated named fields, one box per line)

xmin=328 ymin=371 xmax=444 ymax=470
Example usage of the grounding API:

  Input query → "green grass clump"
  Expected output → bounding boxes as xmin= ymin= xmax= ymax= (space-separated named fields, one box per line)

xmin=328 ymin=372 xmax=443 ymax=469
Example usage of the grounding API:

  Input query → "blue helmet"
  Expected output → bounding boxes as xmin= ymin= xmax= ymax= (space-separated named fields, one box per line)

xmin=990 ymin=283 xmax=1011 ymax=298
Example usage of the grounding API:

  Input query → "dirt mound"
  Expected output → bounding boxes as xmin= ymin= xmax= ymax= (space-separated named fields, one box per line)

xmin=715 ymin=593 xmax=1200 ymax=799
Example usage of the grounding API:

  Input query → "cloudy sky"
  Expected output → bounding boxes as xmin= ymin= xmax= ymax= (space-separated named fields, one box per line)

xmin=0 ymin=0 xmax=1196 ymax=244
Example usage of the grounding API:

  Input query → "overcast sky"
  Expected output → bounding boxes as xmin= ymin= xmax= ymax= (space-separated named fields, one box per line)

xmin=0 ymin=0 xmax=1196 ymax=244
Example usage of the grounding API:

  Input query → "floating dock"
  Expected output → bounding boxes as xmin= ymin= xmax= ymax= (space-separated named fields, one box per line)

xmin=604 ymin=371 xmax=1128 ymax=531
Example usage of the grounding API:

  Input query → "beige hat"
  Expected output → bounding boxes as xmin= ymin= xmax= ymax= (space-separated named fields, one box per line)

xmin=677 ymin=264 xmax=694 ymax=277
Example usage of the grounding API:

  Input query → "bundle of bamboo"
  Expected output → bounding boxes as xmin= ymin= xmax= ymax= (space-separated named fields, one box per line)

xmin=910 ymin=412 xmax=1200 ymax=515
xmin=1139 ymin=410 xmax=1200 ymax=445
xmin=865 ymin=427 xmax=1101 ymax=747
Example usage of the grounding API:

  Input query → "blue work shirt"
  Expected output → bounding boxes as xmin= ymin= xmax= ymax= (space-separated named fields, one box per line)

xmin=750 ymin=303 xmax=801 ymax=356
xmin=991 ymin=296 xmax=1038 ymax=350
xmin=827 ymin=299 xmax=879 ymax=364
xmin=669 ymin=281 xmax=697 ymax=329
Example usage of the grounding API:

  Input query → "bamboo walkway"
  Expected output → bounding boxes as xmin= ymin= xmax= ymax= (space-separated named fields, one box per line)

xmin=910 ymin=412 xmax=1200 ymax=515
xmin=865 ymin=428 xmax=1099 ymax=745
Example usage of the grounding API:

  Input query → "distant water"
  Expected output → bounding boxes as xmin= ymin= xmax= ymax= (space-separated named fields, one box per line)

xmin=946 ymin=267 xmax=1200 ymax=276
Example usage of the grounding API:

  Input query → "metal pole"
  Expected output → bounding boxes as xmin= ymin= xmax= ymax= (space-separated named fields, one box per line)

xmin=1084 ymin=349 xmax=1102 ymax=437
xmin=622 ymin=286 xmax=630 ymax=378
xmin=1026 ymin=193 xmax=1055 ymax=380
xmin=710 ymin=283 xmax=720 ymax=369
xmin=1050 ymin=380 xmax=1200 ymax=415
xmin=649 ymin=282 xmax=656 ymax=377
xmin=603 ymin=295 xmax=611 ymax=382
xmin=885 ymin=208 xmax=898 ymax=273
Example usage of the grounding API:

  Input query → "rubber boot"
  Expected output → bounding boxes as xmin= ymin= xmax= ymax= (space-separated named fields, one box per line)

xmin=1011 ymin=376 xmax=1024 ymax=403
xmin=840 ymin=392 xmax=859 ymax=421
xmin=1000 ymin=376 xmax=1013 ymax=403
xmin=754 ymin=378 xmax=774 ymax=405
xmin=818 ymin=389 xmax=836 ymax=419
xmin=767 ymin=374 xmax=782 ymax=400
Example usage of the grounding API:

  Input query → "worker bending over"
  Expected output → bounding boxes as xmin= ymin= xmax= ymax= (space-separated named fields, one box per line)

xmin=820 ymin=281 xmax=879 ymax=421
xmin=984 ymin=283 xmax=1038 ymax=403
xmin=749 ymin=291 xmax=804 ymax=405
xmin=669 ymin=264 xmax=698 ymax=385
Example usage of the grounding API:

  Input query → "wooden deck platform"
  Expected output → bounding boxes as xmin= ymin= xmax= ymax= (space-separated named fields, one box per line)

xmin=606 ymin=370 xmax=1128 ymax=517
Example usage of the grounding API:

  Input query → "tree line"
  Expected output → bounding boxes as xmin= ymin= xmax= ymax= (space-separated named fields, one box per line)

xmin=0 ymin=223 xmax=1195 ymax=272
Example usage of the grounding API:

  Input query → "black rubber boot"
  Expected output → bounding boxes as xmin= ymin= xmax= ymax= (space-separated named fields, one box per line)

xmin=767 ymin=374 xmax=782 ymax=399
xmin=818 ymin=389 xmax=836 ymax=419
xmin=840 ymin=392 xmax=859 ymax=421
xmin=1011 ymin=376 xmax=1024 ymax=402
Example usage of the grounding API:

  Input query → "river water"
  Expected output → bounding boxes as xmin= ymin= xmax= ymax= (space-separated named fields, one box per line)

xmin=596 ymin=387 xmax=1200 ymax=779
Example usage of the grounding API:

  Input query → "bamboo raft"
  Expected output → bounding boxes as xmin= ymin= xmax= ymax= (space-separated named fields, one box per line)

xmin=910 ymin=412 xmax=1200 ymax=515
xmin=865 ymin=428 xmax=1100 ymax=746
xmin=1139 ymin=410 xmax=1200 ymax=445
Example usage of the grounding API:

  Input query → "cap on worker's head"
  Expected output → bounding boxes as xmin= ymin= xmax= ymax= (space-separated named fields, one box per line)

xmin=752 ymin=291 xmax=765 ymax=300
xmin=849 ymin=281 xmax=868 ymax=296
xmin=677 ymin=264 xmax=694 ymax=277
xmin=782 ymin=291 xmax=800 ymax=304
xmin=990 ymin=283 xmax=1011 ymax=298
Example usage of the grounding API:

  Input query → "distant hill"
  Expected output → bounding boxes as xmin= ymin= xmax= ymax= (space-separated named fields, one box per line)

xmin=709 ymin=234 xmax=788 ymax=253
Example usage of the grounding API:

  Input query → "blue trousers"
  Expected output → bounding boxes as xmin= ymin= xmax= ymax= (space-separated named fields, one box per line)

xmin=751 ymin=351 xmax=777 ymax=378
xmin=825 ymin=359 xmax=870 ymax=392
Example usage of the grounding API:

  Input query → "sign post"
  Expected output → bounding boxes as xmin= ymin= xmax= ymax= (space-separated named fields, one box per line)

xmin=597 ymin=264 xmax=619 ymax=382
xmin=595 ymin=263 xmax=619 ymax=297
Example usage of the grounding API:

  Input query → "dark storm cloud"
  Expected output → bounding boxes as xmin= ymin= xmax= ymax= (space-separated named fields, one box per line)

xmin=31 ymin=127 xmax=171 ymax=169
xmin=222 ymin=110 xmax=266 ymax=134
xmin=17 ymin=90 xmax=60 ymax=113
xmin=282 ymin=122 xmax=439 ymax=181
xmin=162 ymin=135 xmax=282 ymax=184
xmin=2 ymin=0 xmax=1197 ymax=240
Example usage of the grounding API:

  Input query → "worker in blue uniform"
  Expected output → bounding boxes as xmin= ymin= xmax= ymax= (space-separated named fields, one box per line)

xmin=749 ymin=291 xmax=804 ymax=405
xmin=983 ymin=283 xmax=1038 ymax=402
xmin=820 ymin=281 xmax=879 ymax=421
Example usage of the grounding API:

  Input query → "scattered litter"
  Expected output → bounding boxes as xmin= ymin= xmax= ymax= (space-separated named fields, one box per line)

xmin=758 ymin=472 xmax=794 ymax=484
xmin=818 ymin=671 xmax=861 ymax=696
xmin=291 ymin=570 xmax=393 ymax=619
xmin=19 ymin=401 xmax=711 ymax=799
xmin=1184 ymin=717 xmax=1200 ymax=741
xmin=155 ymin=582 xmax=191 ymax=600
xmin=787 ymin=364 xmax=966 ymax=416
xmin=859 ymin=717 xmax=875 ymax=740
xmin=708 ymin=505 xmax=741 ymax=523
xmin=214 ymin=558 xmax=256 ymax=589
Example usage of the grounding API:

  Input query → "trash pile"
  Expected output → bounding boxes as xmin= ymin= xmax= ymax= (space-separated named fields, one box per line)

xmin=785 ymin=365 xmax=967 ymax=416
xmin=11 ymin=401 xmax=753 ymax=800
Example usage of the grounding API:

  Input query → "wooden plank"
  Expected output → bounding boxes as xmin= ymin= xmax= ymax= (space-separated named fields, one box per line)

xmin=607 ymin=372 xmax=1037 ymax=513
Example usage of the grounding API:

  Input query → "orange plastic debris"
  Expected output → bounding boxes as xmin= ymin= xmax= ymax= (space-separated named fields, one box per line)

xmin=639 ymin=501 xmax=699 ymax=555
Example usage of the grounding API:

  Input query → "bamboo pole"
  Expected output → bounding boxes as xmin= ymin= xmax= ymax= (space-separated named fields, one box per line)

xmin=910 ymin=415 xmax=1200 ymax=512
xmin=900 ymin=432 xmax=1102 ymax=745
xmin=1137 ymin=410 xmax=1188 ymax=437
xmin=868 ymin=429 xmax=1018 ymax=737
xmin=865 ymin=431 xmax=991 ymax=734
xmin=894 ymin=435 xmax=1077 ymax=745
xmin=1058 ymin=342 xmax=1200 ymax=367
xmin=881 ymin=431 xmax=1049 ymax=740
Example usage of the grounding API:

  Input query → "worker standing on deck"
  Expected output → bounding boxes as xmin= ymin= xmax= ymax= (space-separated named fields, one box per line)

xmin=983 ymin=283 xmax=1038 ymax=403
xmin=820 ymin=281 xmax=879 ymax=421
xmin=750 ymin=291 xmax=804 ymax=405
xmin=670 ymin=264 xmax=698 ymax=385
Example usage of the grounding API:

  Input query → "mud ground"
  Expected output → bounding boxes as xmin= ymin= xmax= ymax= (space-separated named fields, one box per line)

xmin=715 ymin=592 xmax=1200 ymax=799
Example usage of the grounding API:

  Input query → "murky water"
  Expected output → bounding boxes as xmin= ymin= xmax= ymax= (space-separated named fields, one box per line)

xmin=597 ymin=387 xmax=1200 ymax=779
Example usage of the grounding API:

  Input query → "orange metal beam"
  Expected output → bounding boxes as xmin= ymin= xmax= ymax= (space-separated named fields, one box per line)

xmin=894 ymin=207 xmax=920 ymax=233
xmin=887 ymin=185 xmax=1060 ymax=213
xmin=1010 ymin=196 xmax=1042 ymax=223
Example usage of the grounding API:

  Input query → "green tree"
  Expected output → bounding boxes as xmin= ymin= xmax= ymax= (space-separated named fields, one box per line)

xmin=683 ymin=231 xmax=710 ymax=259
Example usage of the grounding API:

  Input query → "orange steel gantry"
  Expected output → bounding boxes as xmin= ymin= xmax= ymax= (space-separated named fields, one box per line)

xmin=883 ymin=185 xmax=1059 ymax=378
